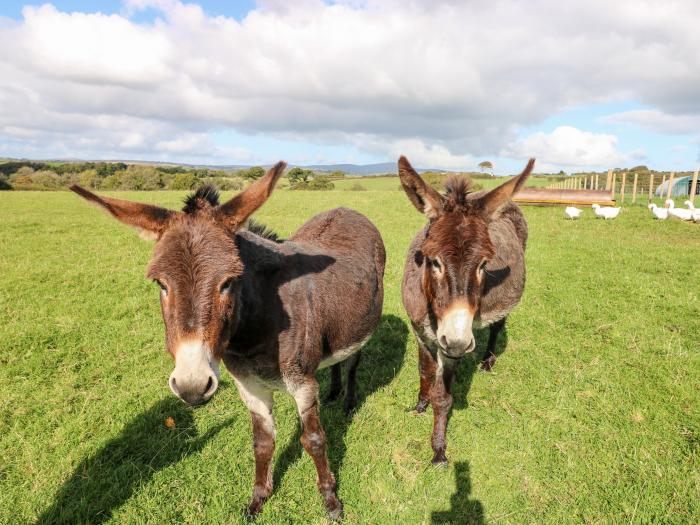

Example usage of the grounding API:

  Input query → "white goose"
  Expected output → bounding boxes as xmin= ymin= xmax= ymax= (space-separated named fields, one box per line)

xmin=591 ymin=203 xmax=621 ymax=220
xmin=565 ymin=206 xmax=582 ymax=219
xmin=648 ymin=203 xmax=669 ymax=220
xmin=666 ymin=199 xmax=693 ymax=221
xmin=684 ymin=200 xmax=700 ymax=223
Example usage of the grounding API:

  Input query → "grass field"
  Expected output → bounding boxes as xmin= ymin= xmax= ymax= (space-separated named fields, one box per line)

xmin=1 ymin=185 xmax=698 ymax=524
xmin=332 ymin=174 xmax=555 ymax=191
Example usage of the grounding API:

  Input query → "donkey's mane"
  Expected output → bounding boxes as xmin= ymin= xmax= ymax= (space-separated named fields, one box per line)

xmin=182 ymin=185 xmax=281 ymax=242
xmin=183 ymin=185 xmax=220 ymax=214
xmin=443 ymin=175 xmax=472 ymax=207
xmin=246 ymin=218 xmax=283 ymax=243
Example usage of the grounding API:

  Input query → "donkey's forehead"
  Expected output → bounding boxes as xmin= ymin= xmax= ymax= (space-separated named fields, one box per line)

xmin=423 ymin=212 xmax=494 ymax=260
xmin=147 ymin=219 xmax=243 ymax=278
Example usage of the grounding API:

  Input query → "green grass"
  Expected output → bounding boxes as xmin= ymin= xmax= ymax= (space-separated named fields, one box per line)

xmin=0 ymin=189 xmax=698 ymax=524
xmin=333 ymin=174 xmax=554 ymax=191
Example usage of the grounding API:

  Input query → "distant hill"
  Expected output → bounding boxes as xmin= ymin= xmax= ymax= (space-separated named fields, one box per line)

xmin=0 ymin=157 xmax=450 ymax=176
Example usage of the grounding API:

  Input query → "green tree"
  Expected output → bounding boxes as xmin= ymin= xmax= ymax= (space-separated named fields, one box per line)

xmin=0 ymin=174 xmax=12 ymax=190
xmin=169 ymin=173 xmax=197 ymax=190
xmin=478 ymin=161 xmax=493 ymax=174
xmin=287 ymin=167 xmax=313 ymax=183
xmin=240 ymin=166 xmax=266 ymax=180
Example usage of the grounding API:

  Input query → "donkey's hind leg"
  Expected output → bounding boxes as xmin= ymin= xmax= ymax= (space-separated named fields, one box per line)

xmin=343 ymin=352 xmax=361 ymax=415
xmin=325 ymin=363 xmax=342 ymax=402
xmin=482 ymin=317 xmax=506 ymax=372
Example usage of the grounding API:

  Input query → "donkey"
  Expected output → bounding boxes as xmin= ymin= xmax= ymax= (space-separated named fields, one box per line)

xmin=398 ymin=156 xmax=534 ymax=464
xmin=70 ymin=163 xmax=386 ymax=520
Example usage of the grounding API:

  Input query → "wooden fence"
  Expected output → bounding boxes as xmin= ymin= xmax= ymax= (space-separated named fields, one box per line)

xmin=548 ymin=170 xmax=699 ymax=204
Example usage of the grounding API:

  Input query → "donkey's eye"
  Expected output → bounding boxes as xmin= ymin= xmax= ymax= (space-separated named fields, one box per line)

xmin=220 ymin=278 xmax=235 ymax=294
xmin=479 ymin=260 xmax=488 ymax=273
xmin=431 ymin=259 xmax=442 ymax=270
xmin=154 ymin=279 xmax=168 ymax=295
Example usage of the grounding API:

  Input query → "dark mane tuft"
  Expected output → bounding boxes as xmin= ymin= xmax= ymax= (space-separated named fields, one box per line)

xmin=444 ymin=175 xmax=472 ymax=206
xmin=247 ymin=218 xmax=282 ymax=243
xmin=183 ymin=185 xmax=220 ymax=214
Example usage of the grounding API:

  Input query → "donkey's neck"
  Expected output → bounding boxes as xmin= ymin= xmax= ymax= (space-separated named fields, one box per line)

xmin=227 ymin=230 xmax=285 ymax=353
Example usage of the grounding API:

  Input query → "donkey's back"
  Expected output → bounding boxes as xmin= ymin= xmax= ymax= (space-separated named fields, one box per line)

xmin=288 ymin=207 xmax=385 ymax=364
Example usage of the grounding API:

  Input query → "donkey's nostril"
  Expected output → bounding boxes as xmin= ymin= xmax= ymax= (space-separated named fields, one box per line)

xmin=440 ymin=335 xmax=448 ymax=349
xmin=202 ymin=374 xmax=219 ymax=400
xmin=169 ymin=375 xmax=180 ymax=397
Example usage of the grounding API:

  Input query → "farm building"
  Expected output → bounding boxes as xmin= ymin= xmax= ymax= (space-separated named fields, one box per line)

xmin=655 ymin=175 xmax=699 ymax=197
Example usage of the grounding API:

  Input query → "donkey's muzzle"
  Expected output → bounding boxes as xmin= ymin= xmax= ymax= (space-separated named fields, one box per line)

xmin=437 ymin=306 xmax=476 ymax=358
xmin=169 ymin=372 xmax=218 ymax=405
xmin=439 ymin=336 xmax=476 ymax=359
xmin=169 ymin=340 xmax=220 ymax=405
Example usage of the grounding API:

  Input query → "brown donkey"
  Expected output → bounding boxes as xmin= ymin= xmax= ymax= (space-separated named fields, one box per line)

xmin=70 ymin=163 xmax=385 ymax=520
xmin=398 ymin=156 xmax=534 ymax=464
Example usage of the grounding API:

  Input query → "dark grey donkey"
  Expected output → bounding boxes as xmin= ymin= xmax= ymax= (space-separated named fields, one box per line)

xmin=398 ymin=156 xmax=534 ymax=464
xmin=70 ymin=163 xmax=386 ymax=520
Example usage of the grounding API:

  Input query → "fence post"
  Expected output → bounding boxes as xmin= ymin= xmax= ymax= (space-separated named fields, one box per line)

xmin=611 ymin=172 xmax=617 ymax=199
xmin=620 ymin=172 xmax=627 ymax=203
xmin=632 ymin=173 xmax=638 ymax=203
xmin=690 ymin=171 xmax=698 ymax=205
xmin=648 ymin=173 xmax=654 ymax=200
xmin=595 ymin=173 xmax=600 ymax=190
xmin=605 ymin=169 xmax=613 ymax=190
xmin=666 ymin=172 xmax=675 ymax=200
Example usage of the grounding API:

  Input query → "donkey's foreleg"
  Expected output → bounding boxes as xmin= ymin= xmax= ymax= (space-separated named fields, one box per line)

xmin=430 ymin=356 xmax=457 ymax=465
xmin=482 ymin=317 xmax=506 ymax=372
xmin=293 ymin=379 xmax=343 ymax=521
xmin=234 ymin=378 xmax=275 ymax=519
xmin=415 ymin=343 xmax=436 ymax=413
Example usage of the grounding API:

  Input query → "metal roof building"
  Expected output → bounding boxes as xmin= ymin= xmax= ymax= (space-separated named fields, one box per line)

xmin=655 ymin=175 xmax=700 ymax=197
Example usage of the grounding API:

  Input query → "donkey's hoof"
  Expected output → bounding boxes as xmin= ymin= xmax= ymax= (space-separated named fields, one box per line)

xmin=481 ymin=355 xmax=497 ymax=372
xmin=431 ymin=452 xmax=448 ymax=466
xmin=414 ymin=398 xmax=429 ymax=413
xmin=245 ymin=498 xmax=265 ymax=521
xmin=327 ymin=500 xmax=344 ymax=521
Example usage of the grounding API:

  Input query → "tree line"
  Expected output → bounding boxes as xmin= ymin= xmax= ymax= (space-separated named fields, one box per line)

xmin=0 ymin=161 xmax=309 ymax=191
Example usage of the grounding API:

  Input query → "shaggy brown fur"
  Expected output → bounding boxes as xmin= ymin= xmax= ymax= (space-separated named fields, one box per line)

xmin=70 ymin=164 xmax=385 ymax=520
xmin=399 ymin=156 xmax=534 ymax=464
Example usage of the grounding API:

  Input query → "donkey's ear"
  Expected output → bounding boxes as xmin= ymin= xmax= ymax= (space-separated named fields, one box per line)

xmin=217 ymin=161 xmax=286 ymax=229
xmin=478 ymin=158 xmax=535 ymax=217
xmin=398 ymin=156 xmax=444 ymax=220
xmin=70 ymin=185 xmax=175 ymax=240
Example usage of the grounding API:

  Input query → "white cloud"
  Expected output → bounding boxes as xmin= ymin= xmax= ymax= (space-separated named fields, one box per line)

xmin=1 ymin=0 xmax=700 ymax=167
xmin=602 ymin=109 xmax=700 ymax=135
xmin=503 ymin=126 xmax=628 ymax=170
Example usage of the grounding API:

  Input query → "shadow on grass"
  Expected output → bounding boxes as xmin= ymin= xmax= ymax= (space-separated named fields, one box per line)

xmin=431 ymin=461 xmax=485 ymax=524
xmin=272 ymin=314 xmax=408 ymax=492
xmin=424 ymin=322 xmax=507 ymax=523
xmin=452 ymin=323 xmax=508 ymax=410
xmin=36 ymin=397 xmax=231 ymax=525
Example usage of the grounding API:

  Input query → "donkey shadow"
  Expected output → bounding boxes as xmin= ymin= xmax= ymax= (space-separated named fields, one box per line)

xmin=36 ymin=398 xmax=231 ymax=525
xmin=431 ymin=461 xmax=485 ymax=524
xmin=272 ymin=314 xmax=408 ymax=492
xmin=422 ymin=324 xmax=507 ymax=524
xmin=451 ymin=323 xmax=508 ymax=410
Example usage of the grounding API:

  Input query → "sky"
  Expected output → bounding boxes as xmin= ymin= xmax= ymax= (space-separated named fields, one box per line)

xmin=1 ymin=0 xmax=699 ymax=174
